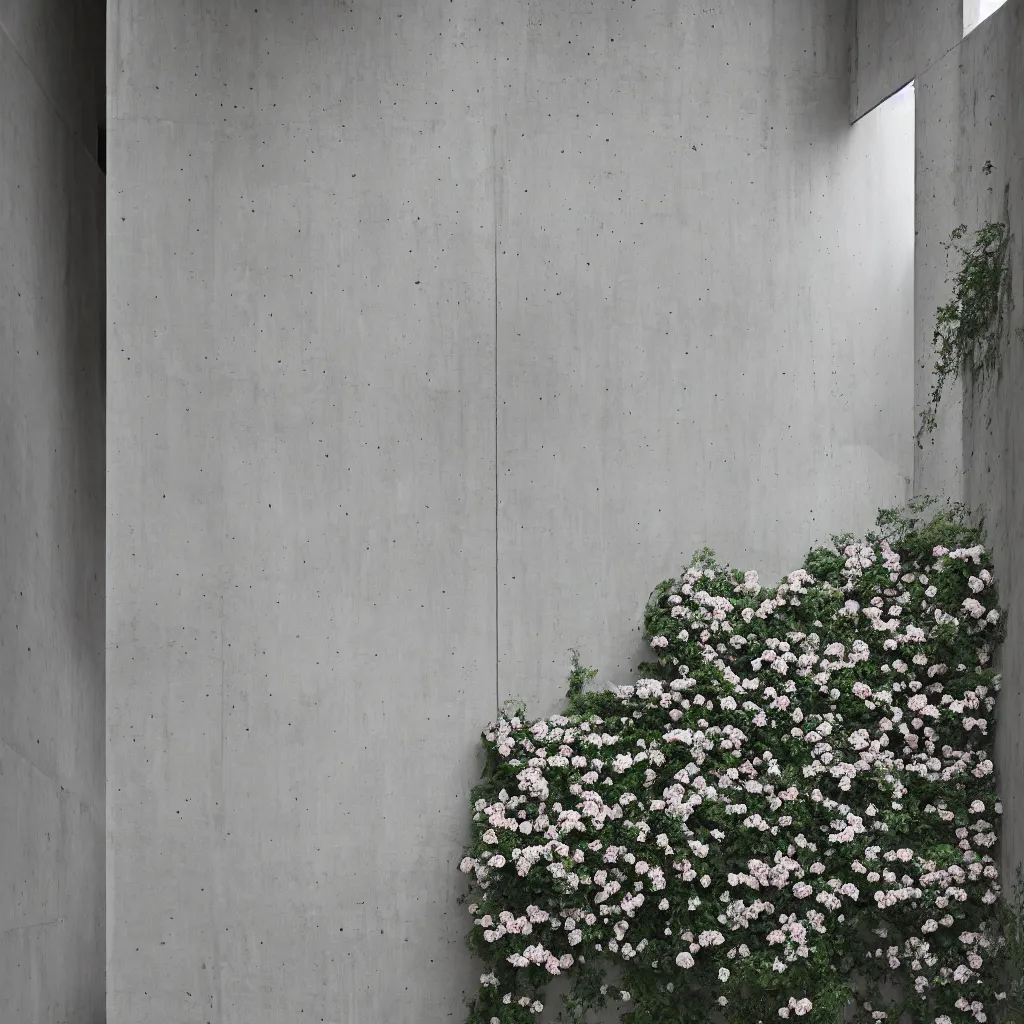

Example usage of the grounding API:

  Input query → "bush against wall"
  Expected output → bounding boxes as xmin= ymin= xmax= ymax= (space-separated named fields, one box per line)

xmin=459 ymin=500 xmax=1012 ymax=1024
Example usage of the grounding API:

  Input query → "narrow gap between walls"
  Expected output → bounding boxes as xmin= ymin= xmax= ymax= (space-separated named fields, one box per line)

xmin=493 ymin=124 xmax=500 ymax=719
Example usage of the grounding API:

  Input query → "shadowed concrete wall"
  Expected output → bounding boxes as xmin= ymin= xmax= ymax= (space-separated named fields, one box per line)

xmin=0 ymin=1 xmax=106 ymax=1021
xmin=107 ymin=1 xmax=913 ymax=1021
xmin=916 ymin=0 xmax=1024 ymax=877
xmin=851 ymin=0 xmax=960 ymax=121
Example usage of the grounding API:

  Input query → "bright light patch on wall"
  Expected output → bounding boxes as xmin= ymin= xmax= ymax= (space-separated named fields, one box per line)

xmin=890 ymin=81 xmax=915 ymax=106
xmin=964 ymin=0 xmax=1009 ymax=36
xmin=858 ymin=74 xmax=914 ymax=467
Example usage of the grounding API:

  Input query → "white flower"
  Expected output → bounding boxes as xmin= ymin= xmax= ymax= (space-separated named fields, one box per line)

xmin=463 ymin=544 xmax=1003 ymax=1023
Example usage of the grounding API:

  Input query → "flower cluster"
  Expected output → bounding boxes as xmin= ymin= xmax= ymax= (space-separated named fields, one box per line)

xmin=459 ymin=505 xmax=1009 ymax=1024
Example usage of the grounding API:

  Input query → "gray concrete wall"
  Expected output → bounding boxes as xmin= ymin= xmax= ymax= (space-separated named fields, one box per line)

xmin=107 ymin=1 xmax=914 ymax=1021
xmin=915 ymin=0 xmax=1024 ymax=877
xmin=914 ymin=45 xmax=967 ymax=504
xmin=495 ymin=7 xmax=916 ymax=715
xmin=0 ymin=1 xmax=106 ymax=1022
xmin=851 ymin=0 xmax=961 ymax=120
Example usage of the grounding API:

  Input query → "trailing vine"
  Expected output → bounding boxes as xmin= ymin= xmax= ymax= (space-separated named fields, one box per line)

xmin=917 ymin=198 xmax=1013 ymax=448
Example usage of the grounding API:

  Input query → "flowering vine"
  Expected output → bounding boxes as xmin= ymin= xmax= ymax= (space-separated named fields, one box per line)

xmin=459 ymin=500 xmax=1010 ymax=1024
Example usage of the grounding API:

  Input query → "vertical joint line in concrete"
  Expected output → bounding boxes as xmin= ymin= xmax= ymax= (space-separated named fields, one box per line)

xmin=493 ymin=125 xmax=500 ymax=717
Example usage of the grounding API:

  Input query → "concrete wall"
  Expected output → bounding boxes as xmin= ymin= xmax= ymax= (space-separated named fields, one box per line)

xmin=914 ymin=44 xmax=967 ymax=503
xmin=915 ymin=0 xmax=1024 ymax=877
xmin=0 ymin=1 xmax=106 ymax=1022
xmin=494 ymin=8 xmax=916 ymax=715
xmin=964 ymin=0 xmax=1014 ymax=34
xmin=107 ymin=1 xmax=914 ymax=1021
xmin=851 ymin=0 xmax=960 ymax=121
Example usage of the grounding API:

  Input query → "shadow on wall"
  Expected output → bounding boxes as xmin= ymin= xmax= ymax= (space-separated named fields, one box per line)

xmin=61 ymin=144 xmax=106 ymax=667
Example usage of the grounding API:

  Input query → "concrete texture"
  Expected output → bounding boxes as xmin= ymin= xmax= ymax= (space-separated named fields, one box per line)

xmin=964 ymin=0 xmax=1014 ymax=34
xmin=918 ymin=0 xmax=1024 ymax=879
xmin=495 ymin=8 xmax=915 ymax=714
xmin=0 ymin=2 xmax=106 ymax=1022
xmin=0 ymin=0 xmax=105 ymax=160
xmin=850 ymin=0 xmax=961 ymax=120
xmin=914 ymin=47 xmax=967 ymax=503
xmin=107 ymin=2 xmax=914 ymax=1021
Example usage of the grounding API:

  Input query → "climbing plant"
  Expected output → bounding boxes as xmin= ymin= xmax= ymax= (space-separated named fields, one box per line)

xmin=459 ymin=498 xmax=1012 ymax=1024
xmin=917 ymin=215 xmax=1013 ymax=447
xmin=998 ymin=866 xmax=1024 ymax=1024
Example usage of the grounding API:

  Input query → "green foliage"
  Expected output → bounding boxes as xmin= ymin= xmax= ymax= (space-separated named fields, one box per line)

xmin=918 ymin=218 xmax=1013 ymax=448
xmin=566 ymin=647 xmax=600 ymax=711
xmin=459 ymin=500 xmax=1009 ymax=1024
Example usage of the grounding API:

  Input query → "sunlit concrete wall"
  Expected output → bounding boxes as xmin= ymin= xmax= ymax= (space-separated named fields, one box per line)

xmin=916 ymin=0 xmax=1024 ymax=878
xmin=107 ymin=1 xmax=914 ymax=1021
xmin=915 ymin=47 xmax=967 ymax=504
xmin=852 ymin=5 xmax=984 ymax=543
xmin=851 ymin=0 xmax=960 ymax=121
xmin=849 ymin=0 xmax=969 ymax=502
xmin=0 ymin=2 xmax=106 ymax=1021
